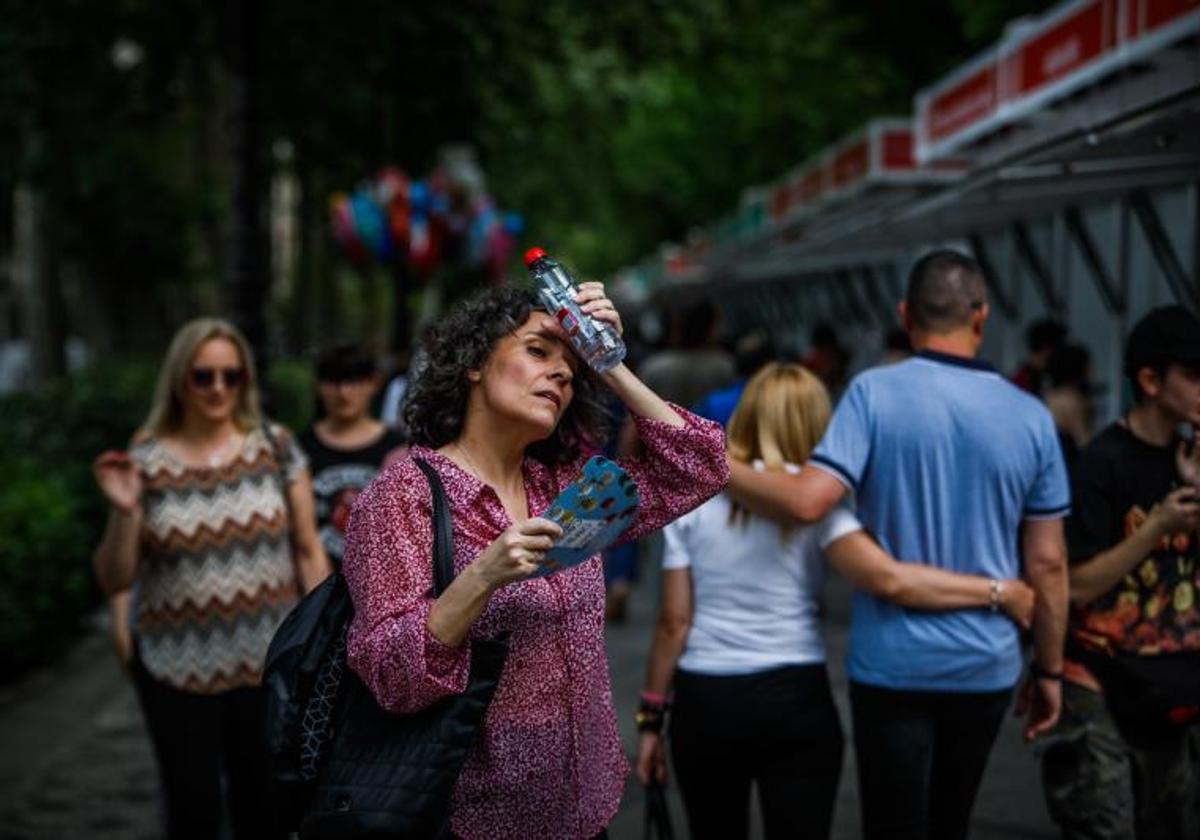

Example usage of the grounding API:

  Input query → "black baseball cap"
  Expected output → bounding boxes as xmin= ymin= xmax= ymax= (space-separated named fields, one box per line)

xmin=1124 ymin=306 xmax=1200 ymax=375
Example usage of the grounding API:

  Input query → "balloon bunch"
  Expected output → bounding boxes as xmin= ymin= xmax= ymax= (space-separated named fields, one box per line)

xmin=330 ymin=164 xmax=524 ymax=283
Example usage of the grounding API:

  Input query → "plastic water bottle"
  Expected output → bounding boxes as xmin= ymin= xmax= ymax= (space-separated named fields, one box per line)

xmin=525 ymin=247 xmax=626 ymax=373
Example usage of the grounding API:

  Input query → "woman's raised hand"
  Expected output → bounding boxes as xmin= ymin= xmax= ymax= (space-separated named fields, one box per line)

xmin=474 ymin=518 xmax=563 ymax=590
xmin=575 ymin=282 xmax=623 ymax=337
xmin=999 ymin=578 xmax=1036 ymax=630
xmin=92 ymin=451 xmax=143 ymax=514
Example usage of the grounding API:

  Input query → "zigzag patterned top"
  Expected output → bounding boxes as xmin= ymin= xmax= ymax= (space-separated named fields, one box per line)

xmin=131 ymin=424 xmax=306 ymax=694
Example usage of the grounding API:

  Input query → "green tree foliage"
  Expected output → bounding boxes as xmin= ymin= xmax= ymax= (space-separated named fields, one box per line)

xmin=1 ymin=0 xmax=225 ymax=352
xmin=0 ymin=360 xmax=157 ymax=671
xmin=466 ymin=0 xmax=1049 ymax=275
xmin=0 ymin=0 xmax=1042 ymax=345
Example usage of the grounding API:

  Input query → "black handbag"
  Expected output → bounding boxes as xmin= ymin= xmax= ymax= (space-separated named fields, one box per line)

xmin=643 ymin=779 xmax=676 ymax=840
xmin=290 ymin=458 xmax=509 ymax=839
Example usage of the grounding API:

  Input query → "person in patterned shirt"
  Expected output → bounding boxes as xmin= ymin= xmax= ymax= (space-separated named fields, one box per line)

xmin=1042 ymin=305 xmax=1200 ymax=840
xmin=91 ymin=317 xmax=331 ymax=840
xmin=343 ymin=285 xmax=729 ymax=840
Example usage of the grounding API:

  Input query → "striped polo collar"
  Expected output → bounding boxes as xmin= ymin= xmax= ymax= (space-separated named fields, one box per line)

xmin=914 ymin=348 xmax=996 ymax=373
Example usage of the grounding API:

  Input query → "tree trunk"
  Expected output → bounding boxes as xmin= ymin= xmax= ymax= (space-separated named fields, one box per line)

xmin=13 ymin=182 xmax=66 ymax=382
xmin=311 ymin=169 xmax=342 ymax=343
xmin=225 ymin=0 xmax=269 ymax=378
xmin=291 ymin=152 xmax=314 ymax=354
xmin=391 ymin=262 xmax=413 ymax=356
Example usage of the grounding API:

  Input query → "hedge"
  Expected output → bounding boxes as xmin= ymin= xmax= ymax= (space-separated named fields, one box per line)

xmin=0 ymin=358 xmax=315 ymax=675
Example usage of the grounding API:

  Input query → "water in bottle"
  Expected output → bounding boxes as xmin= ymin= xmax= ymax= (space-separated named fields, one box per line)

xmin=525 ymin=247 xmax=626 ymax=373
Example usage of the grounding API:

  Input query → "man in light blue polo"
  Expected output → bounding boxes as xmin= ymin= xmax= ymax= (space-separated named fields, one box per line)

xmin=727 ymin=250 xmax=1070 ymax=840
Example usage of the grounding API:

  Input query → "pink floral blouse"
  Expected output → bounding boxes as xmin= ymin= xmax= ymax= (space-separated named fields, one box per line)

xmin=342 ymin=406 xmax=727 ymax=840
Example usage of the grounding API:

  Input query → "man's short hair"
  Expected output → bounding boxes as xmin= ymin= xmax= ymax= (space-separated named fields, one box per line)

xmin=679 ymin=298 xmax=720 ymax=349
xmin=1026 ymin=319 xmax=1067 ymax=354
xmin=905 ymin=250 xmax=988 ymax=333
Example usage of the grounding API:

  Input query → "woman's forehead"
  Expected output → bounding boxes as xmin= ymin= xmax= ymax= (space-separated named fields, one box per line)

xmin=520 ymin=310 xmax=560 ymax=332
xmin=513 ymin=312 xmax=578 ymax=369
xmin=193 ymin=336 xmax=241 ymax=363
xmin=515 ymin=312 xmax=567 ymax=345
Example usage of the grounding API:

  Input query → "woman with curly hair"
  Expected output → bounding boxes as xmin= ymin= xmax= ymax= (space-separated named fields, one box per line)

xmin=341 ymin=283 xmax=728 ymax=839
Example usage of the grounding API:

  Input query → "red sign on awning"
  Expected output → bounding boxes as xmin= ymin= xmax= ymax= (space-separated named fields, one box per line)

xmin=832 ymin=141 xmax=871 ymax=189
xmin=915 ymin=0 xmax=1199 ymax=162
xmin=926 ymin=64 xmax=999 ymax=144
xmin=880 ymin=130 xmax=915 ymax=170
xmin=1128 ymin=0 xmax=1200 ymax=37
xmin=1006 ymin=0 xmax=1117 ymax=98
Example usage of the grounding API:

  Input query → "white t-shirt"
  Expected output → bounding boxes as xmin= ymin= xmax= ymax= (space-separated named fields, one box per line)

xmin=663 ymin=462 xmax=861 ymax=675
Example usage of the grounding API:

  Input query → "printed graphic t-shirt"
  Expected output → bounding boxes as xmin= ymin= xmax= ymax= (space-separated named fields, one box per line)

xmin=299 ymin=425 xmax=405 ymax=564
xmin=1065 ymin=423 xmax=1200 ymax=685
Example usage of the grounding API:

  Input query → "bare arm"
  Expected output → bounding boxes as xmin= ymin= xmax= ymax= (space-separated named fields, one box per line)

xmin=93 ymin=506 xmax=143 ymax=596
xmin=642 ymin=569 xmax=693 ymax=697
xmin=826 ymin=531 xmax=1034 ymax=628
xmin=572 ymin=282 xmax=682 ymax=428
xmin=91 ymin=450 xmax=143 ymax=596
xmin=1017 ymin=517 xmax=1070 ymax=741
xmin=427 ymin=568 xmax=495 ymax=650
xmin=287 ymin=470 xmax=333 ymax=593
xmin=636 ymin=568 xmax=693 ymax=785
xmin=107 ymin=589 xmax=135 ymax=672
xmin=1068 ymin=487 xmax=1199 ymax=607
xmin=427 ymin=518 xmax=561 ymax=648
xmin=726 ymin=460 xmax=847 ymax=524
xmin=601 ymin=363 xmax=685 ymax=428
xmin=1024 ymin=518 xmax=1069 ymax=674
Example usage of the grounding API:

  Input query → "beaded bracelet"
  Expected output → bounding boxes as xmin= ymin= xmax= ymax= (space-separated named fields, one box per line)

xmin=988 ymin=579 xmax=1003 ymax=613
xmin=636 ymin=692 xmax=670 ymax=734
xmin=635 ymin=708 xmax=666 ymax=734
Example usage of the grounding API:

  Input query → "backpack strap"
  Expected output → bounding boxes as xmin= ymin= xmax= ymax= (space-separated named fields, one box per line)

xmin=413 ymin=458 xmax=454 ymax=596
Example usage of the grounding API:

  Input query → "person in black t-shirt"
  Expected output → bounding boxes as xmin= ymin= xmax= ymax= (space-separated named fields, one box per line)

xmin=300 ymin=344 xmax=406 ymax=567
xmin=1041 ymin=306 xmax=1200 ymax=840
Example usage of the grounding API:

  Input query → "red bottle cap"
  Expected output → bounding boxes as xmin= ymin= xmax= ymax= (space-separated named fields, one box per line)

xmin=524 ymin=247 xmax=548 ymax=267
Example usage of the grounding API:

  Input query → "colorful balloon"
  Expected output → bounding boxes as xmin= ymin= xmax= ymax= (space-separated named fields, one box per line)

xmin=330 ymin=162 xmax=523 ymax=280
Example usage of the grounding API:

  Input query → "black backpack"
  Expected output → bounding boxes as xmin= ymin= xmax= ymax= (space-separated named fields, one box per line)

xmin=262 ymin=458 xmax=509 ymax=838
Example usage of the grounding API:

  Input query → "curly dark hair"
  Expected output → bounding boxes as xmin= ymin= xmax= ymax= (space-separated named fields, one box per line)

xmin=403 ymin=286 xmax=613 ymax=466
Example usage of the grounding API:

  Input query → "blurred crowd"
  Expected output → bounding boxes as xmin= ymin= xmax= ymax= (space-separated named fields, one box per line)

xmin=86 ymin=249 xmax=1198 ymax=840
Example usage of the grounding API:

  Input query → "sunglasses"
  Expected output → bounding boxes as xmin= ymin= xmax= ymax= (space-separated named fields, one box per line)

xmin=189 ymin=367 xmax=246 ymax=390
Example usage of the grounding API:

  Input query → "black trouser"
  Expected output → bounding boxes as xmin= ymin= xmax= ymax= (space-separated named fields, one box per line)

xmin=669 ymin=664 xmax=845 ymax=840
xmin=849 ymin=681 xmax=1011 ymax=840
xmin=133 ymin=657 xmax=284 ymax=840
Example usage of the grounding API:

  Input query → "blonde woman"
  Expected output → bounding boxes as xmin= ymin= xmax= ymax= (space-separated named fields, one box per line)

xmin=91 ymin=318 xmax=330 ymax=840
xmin=635 ymin=363 xmax=1035 ymax=840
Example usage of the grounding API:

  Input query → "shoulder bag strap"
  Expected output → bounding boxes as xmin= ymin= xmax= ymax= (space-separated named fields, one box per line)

xmin=260 ymin=420 xmax=296 ymax=526
xmin=413 ymin=458 xmax=454 ymax=595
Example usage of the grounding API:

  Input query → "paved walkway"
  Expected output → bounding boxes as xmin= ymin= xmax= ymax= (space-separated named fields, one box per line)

xmin=0 ymin=574 xmax=1058 ymax=839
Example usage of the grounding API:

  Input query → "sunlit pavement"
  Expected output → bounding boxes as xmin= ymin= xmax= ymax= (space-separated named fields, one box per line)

xmin=0 ymin=571 xmax=1056 ymax=839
